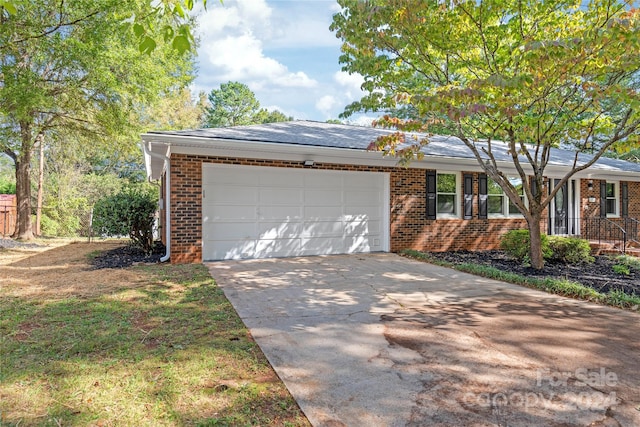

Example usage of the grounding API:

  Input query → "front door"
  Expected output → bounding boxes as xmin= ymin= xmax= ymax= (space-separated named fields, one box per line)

xmin=549 ymin=179 xmax=578 ymax=235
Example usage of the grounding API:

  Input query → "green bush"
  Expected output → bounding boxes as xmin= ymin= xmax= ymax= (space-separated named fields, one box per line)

xmin=548 ymin=236 xmax=595 ymax=264
xmin=0 ymin=178 xmax=15 ymax=194
xmin=92 ymin=187 xmax=157 ymax=252
xmin=500 ymin=229 xmax=551 ymax=263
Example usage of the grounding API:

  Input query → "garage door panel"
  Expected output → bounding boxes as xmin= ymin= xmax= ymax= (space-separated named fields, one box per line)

xmin=344 ymin=206 xmax=380 ymax=218
xmin=203 ymin=222 xmax=256 ymax=240
xmin=305 ymin=189 xmax=342 ymax=206
xmin=344 ymin=236 xmax=377 ymax=252
xmin=305 ymin=173 xmax=343 ymax=187
xmin=202 ymin=164 xmax=387 ymax=261
xmin=204 ymin=205 xmax=256 ymax=221
xmin=260 ymin=188 xmax=303 ymax=205
xmin=259 ymin=205 xmax=303 ymax=220
xmin=345 ymin=190 xmax=381 ymax=206
xmin=204 ymin=171 xmax=257 ymax=186
xmin=256 ymin=221 xmax=302 ymax=238
xmin=254 ymin=238 xmax=301 ymax=258
xmin=302 ymin=220 xmax=344 ymax=238
xmin=304 ymin=205 xmax=343 ymax=219
xmin=205 ymin=239 xmax=256 ymax=260
xmin=260 ymin=170 xmax=304 ymax=187
xmin=300 ymin=237 xmax=346 ymax=255
xmin=207 ymin=187 xmax=257 ymax=204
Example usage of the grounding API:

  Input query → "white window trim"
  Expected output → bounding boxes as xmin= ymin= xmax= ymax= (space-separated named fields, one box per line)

xmin=487 ymin=177 xmax=526 ymax=219
xmin=436 ymin=171 xmax=461 ymax=219
xmin=606 ymin=181 xmax=620 ymax=218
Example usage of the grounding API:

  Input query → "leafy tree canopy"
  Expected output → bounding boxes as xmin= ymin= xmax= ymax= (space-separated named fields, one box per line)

xmin=0 ymin=0 xmax=209 ymax=54
xmin=0 ymin=0 xmax=196 ymax=239
xmin=332 ymin=0 xmax=640 ymax=269
xmin=202 ymin=81 xmax=292 ymax=127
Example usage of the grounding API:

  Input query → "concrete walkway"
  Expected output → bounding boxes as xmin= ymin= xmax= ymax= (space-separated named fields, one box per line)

xmin=207 ymin=253 xmax=640 ymax=426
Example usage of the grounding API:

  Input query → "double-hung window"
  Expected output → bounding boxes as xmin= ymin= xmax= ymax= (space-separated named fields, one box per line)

xmin=426 ymin=171 xmax=460 ymax=219
xmin=487 ymin=177 xmax=525 ymax=217
xmin=437 ymin=172 xmax=458 ymax=218
xmin=604 ymin=181 xmax=619 ymax=217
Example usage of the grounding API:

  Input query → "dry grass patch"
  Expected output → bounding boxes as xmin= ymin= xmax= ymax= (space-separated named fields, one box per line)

xmin=0 ymin=242 xmax=309 ymax=426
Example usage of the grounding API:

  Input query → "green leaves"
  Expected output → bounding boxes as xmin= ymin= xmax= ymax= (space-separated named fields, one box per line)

xmin=0 ymin=0 xmax=16 ymax=14
xmin=202 ymin=81 xmax=292 ymax=128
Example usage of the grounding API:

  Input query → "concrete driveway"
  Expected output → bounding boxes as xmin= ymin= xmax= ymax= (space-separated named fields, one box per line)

xmin=208 ymin=253 xmax=640 ymax=426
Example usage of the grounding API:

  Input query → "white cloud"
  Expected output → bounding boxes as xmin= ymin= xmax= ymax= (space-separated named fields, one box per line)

xmin=334 ymin=71 xmax=365 ymax=100
xmin=315 ymin=95 xmax=340 ymax=117
xmin=195 ymin=1 xmax=318 ymax=90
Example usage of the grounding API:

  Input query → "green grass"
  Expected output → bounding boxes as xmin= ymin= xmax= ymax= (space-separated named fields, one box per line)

xmin=0 ymin=263 xmax=308 ymax=426
xmin=402 ymin=249 xmax=640 ymax=310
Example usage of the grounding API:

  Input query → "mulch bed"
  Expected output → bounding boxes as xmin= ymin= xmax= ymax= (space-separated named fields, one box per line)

xmin=91 ymin=242 xmax=165 ymax=269
xmin=424 ymin=250 xmax=640 ymax=296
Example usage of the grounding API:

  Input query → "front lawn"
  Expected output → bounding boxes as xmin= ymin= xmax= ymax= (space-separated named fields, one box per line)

xmin=0 ymin=242 xmax=309 ymax=426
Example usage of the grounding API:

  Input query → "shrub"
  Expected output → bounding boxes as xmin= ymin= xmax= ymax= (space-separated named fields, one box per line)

xmin=92 ymin=187 xmax=157 ymax=252
xmin=548 ymin=236 xmax=595 ymax=264
xmin=500 ymin=229 xmax=551 ymax=263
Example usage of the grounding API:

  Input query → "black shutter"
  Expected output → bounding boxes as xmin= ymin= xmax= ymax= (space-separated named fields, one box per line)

xmin=622 ymin=182 xmax=629 ymax=217
xmin=600 ymin=181 xmax=607 ymax=218
xmin=426 ymin=170 xmax=436 ymax=220
xmin=463 ymin=174 xmax=473 ymax=219
xmin=478 ymin=174 xmax=487 ymax=219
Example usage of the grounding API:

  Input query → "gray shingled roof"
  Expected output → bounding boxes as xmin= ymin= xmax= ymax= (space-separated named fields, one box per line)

xmin=147 ymin=120 xmax=640 ymax=174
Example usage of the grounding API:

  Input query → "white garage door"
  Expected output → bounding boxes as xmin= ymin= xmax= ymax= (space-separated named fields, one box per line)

xmin=202 ymin=164 xmax=389 ymax=261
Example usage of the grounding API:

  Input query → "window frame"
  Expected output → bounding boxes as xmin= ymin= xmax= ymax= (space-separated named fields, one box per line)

xmin=435 ymin=171 xmax=460 ymax=219
xmin=486 ymin=176 xmax=526 ymax=219
xmin=605 ymin=181 xmax=620 ymax=218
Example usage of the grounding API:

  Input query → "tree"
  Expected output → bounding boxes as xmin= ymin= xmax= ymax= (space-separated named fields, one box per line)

xmin=0 ymin=0 xmax=195 ymax=239
xmin=0 ymin=0 xmax=208 ymax=54
xmin=203 ymin=82 xmax=262 ymax=127
xmin=202 ymin=81 xmax=293 ymax=128
xmin=143 ymin=88 xmax=208 ymax=130
xmin=331 ymin=0 xmax=640 ymax=269
xmin=257 ymin=109 xmax=293 ymax=124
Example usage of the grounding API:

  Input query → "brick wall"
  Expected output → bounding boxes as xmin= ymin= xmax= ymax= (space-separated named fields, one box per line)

xmin=168 ymin=155 xmax=562 ymax=263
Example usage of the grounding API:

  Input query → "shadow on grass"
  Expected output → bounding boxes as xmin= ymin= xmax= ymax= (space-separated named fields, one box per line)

xmin=0 ymin=262 xmax=309 ymax=426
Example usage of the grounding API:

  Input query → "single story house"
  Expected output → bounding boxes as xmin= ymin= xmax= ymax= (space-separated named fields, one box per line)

xmin=142 ymin=120 xmax=640 ymax=263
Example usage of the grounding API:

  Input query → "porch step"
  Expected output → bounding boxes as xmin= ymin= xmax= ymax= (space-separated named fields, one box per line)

xmin=589 ymin=241 xmax=616 ymax=256
xmin=589 ymin=240 xmax=640 ymax=257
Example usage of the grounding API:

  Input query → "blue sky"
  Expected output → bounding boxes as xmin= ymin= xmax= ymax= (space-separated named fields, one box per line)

xmin=192 ymin=0 xmax=375 ymax=124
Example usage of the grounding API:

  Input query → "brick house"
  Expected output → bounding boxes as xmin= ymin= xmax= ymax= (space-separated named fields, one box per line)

xmin=142 ymin=120 xmax=640 ymax=263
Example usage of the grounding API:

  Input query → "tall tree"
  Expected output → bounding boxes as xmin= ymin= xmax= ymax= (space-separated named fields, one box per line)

xmin=203 ymin=82 xmax=263 ymax=128
xmin=332 ymin=0 xmax=640 ymax=269
xmin=0 ymin=0 xmax=195 ymax=239
xmin=202 ymin=81 xmax=292 ymax=128
xmin=143 ymin=88 xmax=208 ymax=130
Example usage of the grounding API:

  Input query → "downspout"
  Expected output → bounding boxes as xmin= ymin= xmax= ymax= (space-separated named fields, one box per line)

xmin=142 ymin=141 xmax=171 ymax=263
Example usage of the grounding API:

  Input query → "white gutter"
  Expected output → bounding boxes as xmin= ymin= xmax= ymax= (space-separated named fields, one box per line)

xmin=142 ymin=141 xmax=171 ymax=263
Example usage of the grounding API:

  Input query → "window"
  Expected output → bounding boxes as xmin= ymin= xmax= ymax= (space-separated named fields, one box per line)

xmin=605 ymin=182 xmax=619 ymax=217
xmin=487 ymin=177 xmax=524 ymax=217
xmin=426 ymin=171 xmax=460 ymax=219
xmin=436 ymin=173 xmax=458 ymax=218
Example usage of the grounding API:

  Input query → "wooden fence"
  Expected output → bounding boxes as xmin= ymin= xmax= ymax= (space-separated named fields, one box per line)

xmin=0 ymin=195 xmax=16 ymax=237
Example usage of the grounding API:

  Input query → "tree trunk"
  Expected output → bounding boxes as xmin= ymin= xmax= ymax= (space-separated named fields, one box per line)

xmin=35 ymin=133 xmax=44 ymax=236
xmin=13 ymin=123 xmax=34 ymax=240
xmin=528 ymin=213 xmax=544 ymax=270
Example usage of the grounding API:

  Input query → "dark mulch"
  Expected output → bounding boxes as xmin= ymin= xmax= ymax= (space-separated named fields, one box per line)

xmin=91 ymin=241 xmax=166 ymax=269
xmin=425 ymin=250 xmax=640 ymax=296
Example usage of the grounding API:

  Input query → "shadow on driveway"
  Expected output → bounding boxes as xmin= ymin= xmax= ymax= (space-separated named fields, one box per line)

xmin=208 ymin=253 xmax=640 ymax=426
